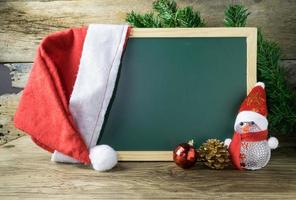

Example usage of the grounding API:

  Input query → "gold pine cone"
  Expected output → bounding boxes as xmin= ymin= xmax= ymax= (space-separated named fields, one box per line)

xmin=198 ymin=139 xmax=231 ymax=170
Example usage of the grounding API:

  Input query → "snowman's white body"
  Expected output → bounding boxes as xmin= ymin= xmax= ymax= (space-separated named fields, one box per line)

xmin=240 ymin=140 xmax=271 ymax=170
xmin=236 ymin=123 xmax=272 ymax=170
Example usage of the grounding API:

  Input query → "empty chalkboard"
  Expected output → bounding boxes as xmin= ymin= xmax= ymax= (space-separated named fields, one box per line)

xmin=98 ymin=28 xmax=257 ymax=161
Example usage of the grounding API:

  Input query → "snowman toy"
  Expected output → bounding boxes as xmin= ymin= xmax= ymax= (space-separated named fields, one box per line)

xmin=224 ymin=82 xmax=279 ymax=170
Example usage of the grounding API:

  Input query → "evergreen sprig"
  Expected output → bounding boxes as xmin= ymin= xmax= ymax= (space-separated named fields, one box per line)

xmin=153 ymin=0 xmax=177 ymax=27
xmin=126 ymin=0 xmax=204 ymax=28
xmin=224 ymin=4 xmax=250 ymax=27
xmin=225 ymin=5 xmax=296 ymax=134
xmin=175 ymin=7 xmax=204 ymax=27
xmin=126 ymin=11 xmax=161 ymax=27
xmin=257 ymin=31 xmax=296 ymax=133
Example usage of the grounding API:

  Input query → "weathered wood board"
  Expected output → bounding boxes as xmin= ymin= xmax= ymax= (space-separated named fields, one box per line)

xmin=0 ymin=0 xmax=296 ymax=62
xmin=0 ymin=136 xmax=296 ymax=199
xmin=0 ymin=64 xmax=31 ymax=145
xmin=282 ymin=60 xmax=296 ymax=90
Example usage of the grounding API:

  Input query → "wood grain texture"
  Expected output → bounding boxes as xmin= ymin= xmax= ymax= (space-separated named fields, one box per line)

xmin=0 ymin=0 xmax=296 ymax=62
xmin=118 ymin=151 xmax=172 ymax=161
xmin=130 ymin=27 xmax=257 ymax=37
xmin=4 ymin=63 xmax=31 ymax=88
xmin=0 ymin=93 xmax=24 ymax=145
xmin=0 ymin=64 xmax=30 ymax=145
xmin=282 ymin=60 xmax=296 ymax=90
xmin=0 ymin=136 xmax=295 ymax=200
xmin=246 ymin=27 xmax=257 ymax=94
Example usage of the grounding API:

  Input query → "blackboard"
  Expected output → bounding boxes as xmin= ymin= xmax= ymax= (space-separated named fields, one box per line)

xmin=98 ymin=28 xmax=257 ymax=161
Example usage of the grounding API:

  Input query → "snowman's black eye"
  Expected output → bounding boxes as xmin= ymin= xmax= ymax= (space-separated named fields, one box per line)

xmin=239 ymin=122 xmax=244 ymax=126
xmin=251 ymin=121 xmax=255 ymax=125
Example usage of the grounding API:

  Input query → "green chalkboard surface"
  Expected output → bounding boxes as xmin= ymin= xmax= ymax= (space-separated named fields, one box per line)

xmin=97 ymin=30 xmax=256 ymax=158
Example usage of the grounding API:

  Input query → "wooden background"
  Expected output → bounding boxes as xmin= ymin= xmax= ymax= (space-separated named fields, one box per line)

xmin=0 ymin=0 xmax=296 ymax=145
xmin=1 ymin=0 xmax=296 ymax=61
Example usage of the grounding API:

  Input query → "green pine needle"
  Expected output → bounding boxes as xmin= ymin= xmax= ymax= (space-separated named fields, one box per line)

xmin=126 ymin=0 xmax=204 ymax=28
xmin=153 ymin=0 xmax=177 ymax=27
xmin=224 ymin=5 xmax=250 ymax=27
xmin=257 ymin=30 xmax=296 ymax=133
xmin=225 ymin=5 xmax=296 ymax=134
xmin=175 ymin=7 xmax=205 ymax=27
xmin=126 ymin=11 xmax=161 ymax=28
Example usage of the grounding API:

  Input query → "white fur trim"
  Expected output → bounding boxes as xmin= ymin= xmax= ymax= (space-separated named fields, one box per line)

xmin=89 ymin=145 xmax=118 ymax=171
xmin=234 ymin=111 xmax=268 ymax=131
xmin=255 ymin=82 xmax=265 ymax=89
xmin=52 ymin=24 xmax=129 ymax=163
xmin=50 ymin=152 xmax=79 ymax=163
xmin=224 ymin=138 xmax=232 ymax=148
xmin=268 ymin=137 xmax=279 ymax=149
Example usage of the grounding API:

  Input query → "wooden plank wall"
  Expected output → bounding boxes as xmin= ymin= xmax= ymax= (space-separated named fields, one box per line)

xmin=1 ymin=0 xmax=296 ymax=62
xmin=0 ymin=0 xmax=296 ymax=144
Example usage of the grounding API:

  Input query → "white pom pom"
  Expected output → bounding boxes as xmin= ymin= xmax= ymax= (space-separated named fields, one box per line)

xmin=255 ymin=82 xmax=265 ymax=89
xmin=224 ymin=138 xmax=232 ymax=148
xmin=268 ymin=137 xmax=279 ymax=149
xmin=89 ymin=145 xmax=118 ymax=172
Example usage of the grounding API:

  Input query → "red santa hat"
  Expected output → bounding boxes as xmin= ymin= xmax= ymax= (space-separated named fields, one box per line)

xmin=14 ymin=24 xmax=130 ymax=171
xmin=234 ymin=82 xmax=268 ymax=131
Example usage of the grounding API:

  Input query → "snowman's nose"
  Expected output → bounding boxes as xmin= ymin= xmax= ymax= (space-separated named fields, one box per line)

xmin=242 ymin=124 xmax=251 ymax=132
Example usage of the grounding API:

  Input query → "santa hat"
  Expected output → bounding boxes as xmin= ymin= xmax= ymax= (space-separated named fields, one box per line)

xmin=234 ymin=82 xmax=268 ymax=131
xmin=14 ymin=24 xmax=130 ymax=171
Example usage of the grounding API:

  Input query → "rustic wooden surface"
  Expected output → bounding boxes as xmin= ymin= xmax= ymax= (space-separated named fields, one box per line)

xmin=0 ymin=63 xmax=31 ymax=145
xmin=282 ymin=60 xmax=296 ymax=90
xmin=0 ymin=1 xmax=296 ymax=198
xmin=0 ymin=0 xmax=296 ymax=62
xmin=0 ymin=136 xmax=295 ymax=200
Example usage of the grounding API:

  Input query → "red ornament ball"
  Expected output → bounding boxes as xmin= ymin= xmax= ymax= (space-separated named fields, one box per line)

xmin=173 ymin=140 xmax=198 ymax=169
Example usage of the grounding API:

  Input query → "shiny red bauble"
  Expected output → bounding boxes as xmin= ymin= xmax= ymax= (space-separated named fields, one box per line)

xmin=173 ymin=140 xmax=198 ymax=169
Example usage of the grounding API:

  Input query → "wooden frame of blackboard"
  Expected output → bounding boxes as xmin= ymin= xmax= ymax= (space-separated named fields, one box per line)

xmin=116 ymin=28 xmax=257 ymax=161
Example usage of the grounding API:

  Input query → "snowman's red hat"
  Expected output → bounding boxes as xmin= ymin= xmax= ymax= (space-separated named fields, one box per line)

xmin=234 ymin=82 xmax=268 ymax=130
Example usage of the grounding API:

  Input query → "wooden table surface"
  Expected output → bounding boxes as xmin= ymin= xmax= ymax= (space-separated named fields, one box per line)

xmin=0 ymin=136 xmax=295 ymax=200
xmin=1 ymin=1 xmax=296 ymax=199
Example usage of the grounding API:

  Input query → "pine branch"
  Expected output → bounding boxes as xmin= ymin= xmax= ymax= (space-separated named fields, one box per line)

xmin=126 ymin=11 xmax=161 ymax=28
xmin=257 ymin=30 xmax=296 ymax=133
xmin=224 ymin=4 xmax=296 ymax=134
xmin=126 ymin=0 xmax=204 ymax=28
xmin=153 ymin=0 xmax=177 ymax=27
xmin=224 ymin=5 xmax=250 ymax=27
xmin=175 ymin=7 xmax=205 ymax=27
